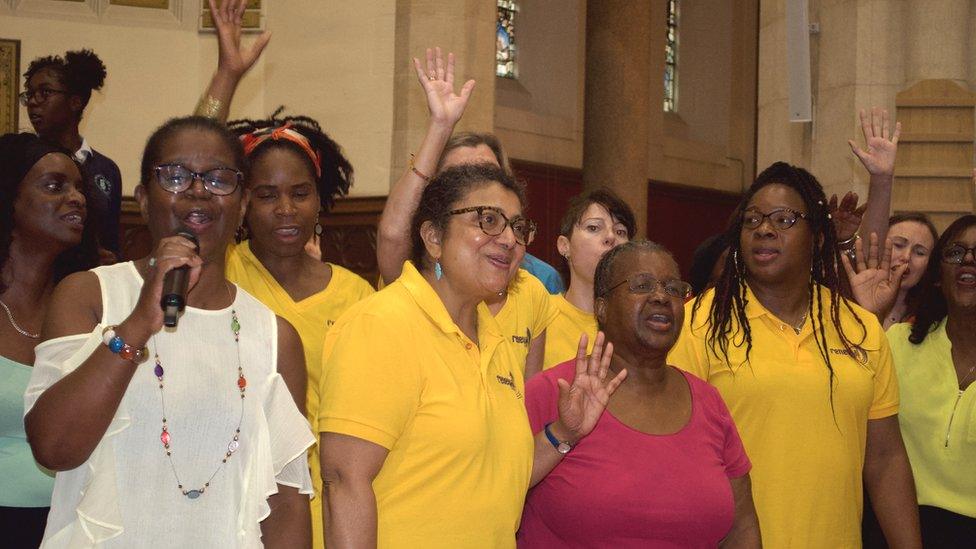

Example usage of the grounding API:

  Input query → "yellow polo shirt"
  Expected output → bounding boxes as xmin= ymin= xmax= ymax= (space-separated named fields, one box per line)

xmin=496 ymin=269 xmax=559 ymax=369
xmin=669 ymin=284 xmax=899 ymax=549
xmin=226 ymin=241 xmax=374 ymax=549
xmin=888 ymin=321 xmax=976 ymax=518
xmin=543 ymin=294 xmax=598 ymax=369
xmin=319 ymin=261 xmax=533 ymax=548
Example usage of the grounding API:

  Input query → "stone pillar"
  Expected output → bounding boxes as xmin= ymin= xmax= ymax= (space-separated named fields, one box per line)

xmin=390 ymin=0 xmax=497 ymax=188
xmin=905 ymin=0 xmax=970 ymax=86
xmin=582 ymin=0 xmax=652 ymax=236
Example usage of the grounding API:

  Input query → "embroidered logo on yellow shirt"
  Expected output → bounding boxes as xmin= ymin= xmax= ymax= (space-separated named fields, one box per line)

xmin=511 ymin=328 xmax=531 ymax=348
xmin=829 ymin=346 xmax=869 ymax=365
xmin=495 ymin=371 xmax=524 ymax=400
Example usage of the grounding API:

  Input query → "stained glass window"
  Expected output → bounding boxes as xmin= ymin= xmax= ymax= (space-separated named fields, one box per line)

xmin=664 ymin=0 xmax=679 ymax=112
xmin=496 ymin=0 xmax=519 ymax=79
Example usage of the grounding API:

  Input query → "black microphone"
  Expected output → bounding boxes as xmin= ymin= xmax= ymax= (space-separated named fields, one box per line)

xmin=160 ymin=229 xmax=199 ymax=328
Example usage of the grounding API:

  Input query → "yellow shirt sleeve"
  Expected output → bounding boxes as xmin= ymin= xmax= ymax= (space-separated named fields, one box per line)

xmin=668 ymin=297 xmax=712 ymax=381
xmin=868 ymin=332 xmax=899 ymax=420
xmin=319 ymin=309 xmax=422 ymax=449
xmin=522 ymin=272 xmax=559 ymax=338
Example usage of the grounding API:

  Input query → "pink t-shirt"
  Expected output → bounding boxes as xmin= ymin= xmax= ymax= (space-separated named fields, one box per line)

xmin=518 ymin=362 xmax=751 ymax=549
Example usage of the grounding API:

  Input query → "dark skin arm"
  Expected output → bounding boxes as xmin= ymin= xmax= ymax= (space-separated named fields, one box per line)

xmin=261 ymin=316 xmax=311 ymax=548
xmin=26 ymin=237 xmax=202 ymax=471
xmin=720 ymin=474 xmax=762 ymax=548
xmin=864 ymin=415 xmax=921 ymax=549
xmin=320 ymin=433 xmax=388 ymax=549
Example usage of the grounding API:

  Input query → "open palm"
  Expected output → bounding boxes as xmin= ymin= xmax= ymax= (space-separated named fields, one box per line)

xmin=841 ymin=233 xmax=907 ymax=317
xmin=556 ymin=332 xmax=627 ymax=441
xmin=413 ymin=47 xmax=476 ymax=127
xmin=829 ymin=191 xmax=867 ymax=242
xmin=209 ymin=0 xmax=271 ymax=78
xmin=849 ymin=107 xmax=900 ymax=177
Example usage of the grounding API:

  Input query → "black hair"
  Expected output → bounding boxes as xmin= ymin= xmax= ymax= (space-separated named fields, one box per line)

xmin=692 ymin=161 xmax=867 ymax=406
xmin=689 ymin=232 xmax=730 ymax=295
xmin=440 ymin=132 xmax=511 ymax=175
xmin=24 ymin=50 xmax=107 ymax=118
xmin=227 ymin=107 xmax=353 ymax=211
xmin=908 ymin=214 xmax=976 ymax=344
xmin=410 ymin=164 xmax=526 ymax=270
xmin=556 ymin=187 xmax=637 ymax=285
xmin=0 ymin=134 xmax=98 ymax=293
xmin=140 ymin=116 xmax=248 ymax=188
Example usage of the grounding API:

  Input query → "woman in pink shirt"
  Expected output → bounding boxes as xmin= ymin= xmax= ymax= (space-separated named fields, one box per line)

xmin=519 ymin=240 xmax=760 ymax=548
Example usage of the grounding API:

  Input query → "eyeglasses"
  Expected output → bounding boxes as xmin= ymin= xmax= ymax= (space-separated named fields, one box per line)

xmin=153 ymin=163 xmax=242 ymax=196
xmin=602 ymin=273 xmax=692 ymax=299
xmin=19 ymin=88 xmax=68 ymax=106
xmin=942 ymin=244 xmax=976 ymax=265
xmin=742 ymin=207 xmax=808 ymax=230
xmin=447 ymin=206 xmax=537 ymax=246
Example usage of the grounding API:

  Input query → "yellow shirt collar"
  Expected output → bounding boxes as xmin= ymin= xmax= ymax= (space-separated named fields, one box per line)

xmin=397 ymin=261 xmax=501 ymax=340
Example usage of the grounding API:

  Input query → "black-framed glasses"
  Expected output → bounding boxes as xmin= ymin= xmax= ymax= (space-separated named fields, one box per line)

xmin=447 ymin=206 xmax=537 ymax=246
xmin=742 ymin=207 xmax=808 ymax=230
xmin=19 ymin=88 xmax=68 ymax=106
xmin=153 ymin=163 xmax=243 ymax=196
xmin=602 ymin=273 xmax=692 ymax=299
xmin=942 ymin=244 xmax=976 ymax=265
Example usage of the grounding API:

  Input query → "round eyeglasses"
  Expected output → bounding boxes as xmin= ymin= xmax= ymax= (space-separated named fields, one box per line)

xmin=602 ymin=273 xmax=692 ymax=299
xmin=447 ymin=206 xmax=537 ymax=246
xmin=742 ymin=207 xmax=808 ymax=231
xmin=942 ymin=244 xmax=976 ymax=265
xmin=154 ymin=164 xmax=242 ymax=196
xmin=19 ymin=88 xmax=68 ymax=106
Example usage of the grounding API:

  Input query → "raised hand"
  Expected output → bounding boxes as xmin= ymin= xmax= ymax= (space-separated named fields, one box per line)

xmin=829 ymin=191 xmax=867 ymax=242
xmin=840 ymin=232 xmax=908 ymax=318
xmin=554 ymin=332 xmax=627 ymax=442
xmin=412 ymin=47 xmax=476 ymax=128
xmin=849 ymin=107 xmax=901 ymax=178
xmin=209 ymin=0 xmax=271 ymax=79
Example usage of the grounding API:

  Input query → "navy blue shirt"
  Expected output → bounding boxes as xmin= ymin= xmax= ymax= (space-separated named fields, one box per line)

xmin=80 ymin=148 xmax=122 ymax=254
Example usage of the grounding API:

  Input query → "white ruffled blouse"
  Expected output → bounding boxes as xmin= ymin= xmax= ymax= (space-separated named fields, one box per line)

xmin=24 ymin=262 xmax=314 ymax=548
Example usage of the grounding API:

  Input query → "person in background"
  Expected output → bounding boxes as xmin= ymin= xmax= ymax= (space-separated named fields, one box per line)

xmin=319 ymin=164 xmax=625 ymax=547
xmin=670 ymin=161 xmax=921 ymax=548
xmin=520 ymin=240 xmax=760 ymax=548
xmin=544 ymin=188 xmax=636 ymax=369
xmin=24 ymin=116 xmax=313 ymax=547
xmin=376 ymin=47 xmax=556 ymax=378
xmin=521 ymin=253 xmax=565 ymax=294
xmin=689 ymin=233 xmax=729 ymax=296
xmin=23 ymin=49 xmax=122 ymax=257
xmin=0 ymin=132 xmax=98 ymax=547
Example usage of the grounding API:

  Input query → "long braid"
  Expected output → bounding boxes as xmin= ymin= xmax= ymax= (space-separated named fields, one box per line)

xmin=692 ymin=162 xmax=867 ymax=411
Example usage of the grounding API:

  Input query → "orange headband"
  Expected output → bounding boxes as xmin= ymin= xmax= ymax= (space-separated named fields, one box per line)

xmin=240 ymin=123 xmax=322 ymax=177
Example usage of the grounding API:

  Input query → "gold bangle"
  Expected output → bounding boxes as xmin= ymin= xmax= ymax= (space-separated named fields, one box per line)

xmin=409 ymin=153 xmax=432 ymax=183
xmin=195 ymin=94 xmax=224 ymax=120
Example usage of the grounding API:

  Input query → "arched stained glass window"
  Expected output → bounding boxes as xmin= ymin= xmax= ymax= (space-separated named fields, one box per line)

xmin=664 ymin=0 xmax=679 ymax=112
xmin=496 ymin=0 xmax=519 ymax=79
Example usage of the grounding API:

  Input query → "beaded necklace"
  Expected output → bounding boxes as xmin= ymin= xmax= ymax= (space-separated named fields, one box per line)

xmin=151 ymin=294 xmax=247 ymax=500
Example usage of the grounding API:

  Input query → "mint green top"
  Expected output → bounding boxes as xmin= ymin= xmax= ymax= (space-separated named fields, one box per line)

xmin=0 ymin=355 xmax=54 ymax=507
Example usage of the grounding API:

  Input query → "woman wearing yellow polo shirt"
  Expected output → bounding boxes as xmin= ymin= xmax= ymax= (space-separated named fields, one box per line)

xmin=376 ymin=47 xmax=557 ymax=378
xmin=669 ymin=162 xmax=921 ymax=548
xmin=224 ymin=113 xmax=374 ymax=549
xmin=879 ymin=214 xmax=976 ymax=546
xmin=319 ymin=164 xmax=625 ymax=548
xmin=543 ymin=189 xmax=636 ymax=369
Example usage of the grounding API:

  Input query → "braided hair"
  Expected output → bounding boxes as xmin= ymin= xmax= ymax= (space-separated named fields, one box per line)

xmin=691 ymin=162 xmax=867 ymax=404
xmin=227 ymin=107 xmax=353 ymax=211
xmin=24 ymin=49 xmax=107 ymax=120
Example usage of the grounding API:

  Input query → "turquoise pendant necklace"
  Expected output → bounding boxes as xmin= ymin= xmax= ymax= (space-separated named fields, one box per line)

xmin=152 ymin=306 xmax=247 ymax=500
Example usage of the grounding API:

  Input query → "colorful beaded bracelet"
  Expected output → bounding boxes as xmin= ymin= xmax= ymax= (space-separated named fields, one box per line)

xmin=102 ymin=326 xmax=149 ymax=364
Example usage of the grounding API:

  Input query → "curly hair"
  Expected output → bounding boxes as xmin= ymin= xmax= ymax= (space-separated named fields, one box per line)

xmin=228 ymin=107 xmax=353 ymax=212
xmin=691 ymin=162 xmax=867 ymax=406
xmin=908 ymin=214 xmax=976 ymax=344
xmin=140 ymin=116 xmax=247 ymax=188
xmin=0 ymin=133 xmax=99 ymax=293
xmin=410 ymin=164 xmax=526 ymax=270
xmin=24 ymin=49 xmax=107 ymax=119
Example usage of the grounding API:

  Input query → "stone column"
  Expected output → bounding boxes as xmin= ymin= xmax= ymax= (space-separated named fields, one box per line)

xmin=905 ymin=0 xmax=970 ymax=86
xmin=582 ymin=0 xmax=652 ymax=236
xmin=390 ymin=0 xmax=497 ymax=188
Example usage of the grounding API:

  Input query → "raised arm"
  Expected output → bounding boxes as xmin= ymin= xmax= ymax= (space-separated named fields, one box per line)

xmin=376 ymin=47 xmax=475 ymax=282
xmin=195 ymin=0 xmax=271 ymax=121
xmin=26 ymin=236 xmax=202 ymax=471
xmin=840 ymin=232 xmax=907 ymax=319
xmin=848 ymin=107 xmax=901 ymax=247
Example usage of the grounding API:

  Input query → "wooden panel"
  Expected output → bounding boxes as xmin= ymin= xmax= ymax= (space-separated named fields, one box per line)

xmin=0 ymin=39 xmax=20 ymax=135
xmin=511 ymin=159 xmax=583 ymax=269
xmin=895 ymin=80 xmax=976 ymax=229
